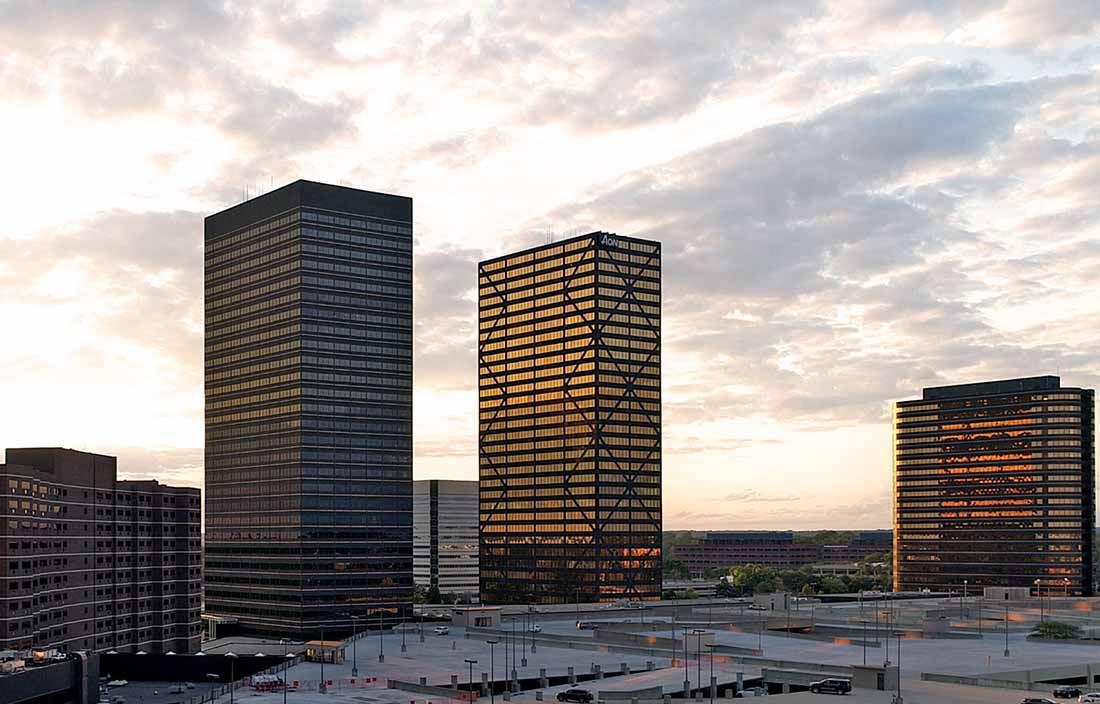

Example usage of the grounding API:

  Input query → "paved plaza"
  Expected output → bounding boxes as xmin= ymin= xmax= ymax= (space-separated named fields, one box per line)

xmin=181 ymin=598 xmax=1100 ymax=704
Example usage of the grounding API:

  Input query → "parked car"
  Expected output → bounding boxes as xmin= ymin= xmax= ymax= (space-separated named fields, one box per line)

xmin=1054 ymin=688 xmax=1082 ymax=699
xmin=556 ymin=689 xmax=594 ymax=703
xmin=1077 ymin=694 xmax=1100 ymax=703
xmin=1021 ymin=698 xmax=1056 ymax=704
xmin=808 ymin=678 xmax=851 ymax=695
xmin=576 ymin=621 xmax=594 ymax=630
xmin=433 ymin=625 xmax=450 ymax=635
xmin=528 ymin=624 xmax=542 ymax=633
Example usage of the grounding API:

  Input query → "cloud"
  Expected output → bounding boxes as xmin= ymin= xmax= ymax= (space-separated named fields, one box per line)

xmin=3 ymin=0 xmax=1100 ymax=530
xmin=724 ymin=489 xmax=801 ymax=503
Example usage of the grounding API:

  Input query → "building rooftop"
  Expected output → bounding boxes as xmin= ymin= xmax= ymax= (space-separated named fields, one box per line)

xmin=921 ymin=375 xmax=1061 ymax=400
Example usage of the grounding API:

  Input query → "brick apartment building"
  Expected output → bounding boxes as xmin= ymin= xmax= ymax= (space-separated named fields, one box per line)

xmin=0 ymin=448 xmax=202 ymax=653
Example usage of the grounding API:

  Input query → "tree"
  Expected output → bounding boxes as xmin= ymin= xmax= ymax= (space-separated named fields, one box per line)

xmin=728 ymin=564 xmax=782 ymax=595
xmin=663 ymin=558 xmax=691 ymax=580
xmin=793 ymin=531 xmax=855 ymax=546
xmin=682 ymin=588 xmax=698 ymax=600
xmin=754 ymin=577 xmax=782 ymax=594
xmin=412 ymin=584 xmax=428 ymax=604
xmin=426 ymin=584 xmax=443 ymax=604
xmin=801 ymin=583 xmax=815 ymax=596
xmin=1033 ymin=621 xmax=1081 ymax=639
xmin=819 ymin=576 xmax=846 ymax=594
xmin=716 ymin=580 xmax=738 ymax=598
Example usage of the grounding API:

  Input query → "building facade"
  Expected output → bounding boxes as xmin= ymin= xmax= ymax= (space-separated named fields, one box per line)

xmin=821 ymin=530 xmax=893 ymax=563
xmin=204 ymin=180 xmax=414 ymax=637
xmin=0 ymin=448 xmax=201 ymax=653
xmin=413 ymin=480 xmax=478 ymax=600
xmin=478 ymin=231 xmax=662 ymax=604
xmin=675 ymin=532 xmax=823 ymax=576
xmin=894 ymin=376 xmax=1095 ymax=595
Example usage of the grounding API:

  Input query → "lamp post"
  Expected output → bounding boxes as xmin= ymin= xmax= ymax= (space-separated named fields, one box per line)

xmin=320 ymin=626 xmax=326 ymax=694
xmin=521 ymin=614 xmax=527 ymax=667
xmin=510 ymin=617 xmax=517 ymax=681
xmin=284 ymin=651 xmax=294 ymax=704
xmin=692 ymin=629 xmax=705 ymax=692
xmin=861 ymin=620 xmax=867 ymax=666
xmin=487 ymin=639 xmax=499 ymax=704
xmin=705 ymin=643 xmax=716 ymax=704
xmin=280 ymin=639 xmax=290 ymax=704
xmin=683 ymin=626 xmax=690 ymax=697
xmin=350 ymin=616 xmax=359 ymax=677
xmin=465 ymin=659 xmax=478 ymax=701
xmin=962 ymin=580 xmax=967 ymax=619
xmin=1035 ymin=579 xmax=1044 ymax=624
xmin=895 ymin=630 xmax=903 ymax=704
xmin=978 ymin=595 xmax=983 ymax=637
xmin=1004 ymin=604 xmax=1010 ymax=657
xmin=378 ymin=609 xmax=386 ymax=662
xmin=420 ymin=609 xmax=425 ymax=643
xmin=401 ymin=617 xmax=407 ymax=653
xmin=227 ymin=652 xmax=238 ymax=704
xmin=757 ymin=618 xmax=763 ymax=655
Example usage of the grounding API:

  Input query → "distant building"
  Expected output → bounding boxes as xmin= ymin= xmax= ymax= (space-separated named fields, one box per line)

xmin=204 ymin=180 xmax=414 ymax=637
xmin=675 ymin=532 xmax=823 ymax=576
xmin=894 ymin=376 xmax=1095 ymax=595
xmin=821 ymin=530 xmax=893 ymax=562
xmin=413 ymin=480 xmax=478 ymax=600
xmin=478 ymin=232 xmax=663 ymax=604
xmin=0 ymin=448 xmax=201 ymax=653
xmin=675 ymin=530 xmax=893 ymax=577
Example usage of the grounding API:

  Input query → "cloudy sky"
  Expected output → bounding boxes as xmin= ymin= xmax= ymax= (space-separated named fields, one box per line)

xmin=2 ymin=0 xmax=1098 ymax=530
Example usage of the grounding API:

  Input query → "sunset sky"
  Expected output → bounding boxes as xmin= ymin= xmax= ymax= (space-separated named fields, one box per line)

xmin=1 ymin=1 xmax=1098 ymax=530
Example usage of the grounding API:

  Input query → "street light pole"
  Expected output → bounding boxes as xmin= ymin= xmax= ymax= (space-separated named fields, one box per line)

xmin=351 ymin=616 xmax=358 ymax=677
xmin=284 ymin=651 xmax=293 ymax=704
xmin=521 ymin=614 xmax=527 ymax=666
xmin=379 ymin=609 xmax=385 ymax=662
xmin=896 ymin=630 xmax=903 ymax=704
xmin=465 ymin=658 xmax=478 ymax=701
xmin=320 ymin=627 xmax=326 ymax=694
xmin=692 ymin=630 xmax=704 ymax=692
xmin=227 ymin=652 xmax=237 ymax=704
xmin=1004 ymin=605 xmax=1010 ymax=657
xmin=487 ymin=639 xmax=498 ymax=704
xmin=861 ymin=621 xmax=867 ymax=666
xmin=705 ymin=643 xmax=715 ymax=704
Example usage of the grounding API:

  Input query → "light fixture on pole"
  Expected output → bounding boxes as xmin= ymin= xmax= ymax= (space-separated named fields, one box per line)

xmin=465 ymin=659 xmax=478 ymax=701
xmin=350 ymin=616 xmax=358 ymax=677
xmin=227 ymin=652 xmax=238 ymax=704
xmin=487 ymin=639 xmax=499 ymax=704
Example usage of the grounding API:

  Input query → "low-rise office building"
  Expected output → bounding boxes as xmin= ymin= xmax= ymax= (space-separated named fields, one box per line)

xmin=675 ymin=532 xmax=823 ymax=575
xmin=0 ymin=448 xmax=202 ymax=653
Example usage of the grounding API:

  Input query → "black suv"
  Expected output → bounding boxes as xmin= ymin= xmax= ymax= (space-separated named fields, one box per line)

xmin=557 ymin=690 xmax=594 ymax=703
xmin=808 ymin=678 xmax=852 ymax=695
xmin=1053 ymin=686 xmax=1082 ymax=699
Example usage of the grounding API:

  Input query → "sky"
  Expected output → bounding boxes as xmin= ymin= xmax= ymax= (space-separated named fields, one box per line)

xmin=1 ymin=1 xmax=1099 ymax=531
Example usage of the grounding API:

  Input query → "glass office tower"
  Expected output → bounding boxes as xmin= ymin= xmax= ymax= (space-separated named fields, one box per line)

xmin=478 ymin=232 xmax=662 ymax=604
xmin=204 ymin=180 xmax=413 ymax=637
xmin=894 ymin=376 xmax=1095 ymax=595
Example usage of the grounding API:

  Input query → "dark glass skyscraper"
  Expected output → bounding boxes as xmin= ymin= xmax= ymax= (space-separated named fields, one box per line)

xmin=478 ymin=232 xmax=662 ymax=604
xmin=894 ymin=376 xmax=1095 ymax=595
xmin=204 ymin=180 xmax=413 ymax=637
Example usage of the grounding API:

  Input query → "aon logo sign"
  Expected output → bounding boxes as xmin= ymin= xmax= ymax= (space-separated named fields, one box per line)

xmin=599 ymin=234 xmax=618 ymax=247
